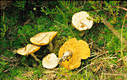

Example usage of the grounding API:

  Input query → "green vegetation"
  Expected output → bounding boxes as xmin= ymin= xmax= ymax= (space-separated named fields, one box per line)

xmin=0 ymin=1 xmax=127 ymax=80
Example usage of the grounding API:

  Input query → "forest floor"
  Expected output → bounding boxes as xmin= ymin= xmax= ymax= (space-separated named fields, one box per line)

xmin=0 ymin=1 xmax=127 ymax=80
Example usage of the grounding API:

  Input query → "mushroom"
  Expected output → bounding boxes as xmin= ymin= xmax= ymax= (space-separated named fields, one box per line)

xmin=72 ymin=11 xmax=93 ymax=31
xmin=30 ymin=31 xmax=57 ymax=52
xmin=58 ymin=38 xmax=90 ymax=70
xmin=30 ymin=31 xmax=57 ymax=46
xmin=14 ymin=31 xmax=57 ymax=62
xmin=42 ymin=53 xmax=59 ymax=69
xmin=14 ymin=44 xmax=41 ymax=62
xmin=42 ymin=51 xmax=73 ymax=69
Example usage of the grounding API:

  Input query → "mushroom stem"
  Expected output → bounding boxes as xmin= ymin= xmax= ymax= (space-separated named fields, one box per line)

xmin=49 ymin=41 xmax=54 ymax=52
xmin=59 ymin=51 xmax=72 ymax=62
xmin=79 ymin=31 xmax=85 ymax=37
xmin=30 ymin=53 xmax=40 ymax=62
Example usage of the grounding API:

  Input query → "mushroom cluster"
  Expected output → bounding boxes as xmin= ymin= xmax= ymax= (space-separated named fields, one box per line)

xmin=42 ymin=38 xmax=90 ymax=70
xmin=14 ymin=31 xmax=58 ymax=62
xmin=14 ymin=11 xmax=93 ymax=70
xmin=42 ymin=11 xmax=93 ymax=70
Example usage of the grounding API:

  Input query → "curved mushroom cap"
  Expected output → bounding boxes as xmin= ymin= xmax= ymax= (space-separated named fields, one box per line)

xmin=30 ymin=31 xmax=57 ymax=46
xmin=16 ymin=44 xmax=40 ymax=56
xmin=58 ymin=38 xmax=90 ymax=70
xmin=77 ymin=40 xmax=90 ymax=59
xmin=42 ymin=53 xmax=59 ymax=69
xmin=72 ymin=11 xmax=93 ymax=31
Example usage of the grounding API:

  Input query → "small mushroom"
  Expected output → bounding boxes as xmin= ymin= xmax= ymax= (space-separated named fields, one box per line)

xmin=58 ymin=38 xmax=90 ymax=70
xmin=42 ymin=53 xmax=59 ymax=69
xmin=14 ymin=44 xmax=40 ymax=62
xmin=72 ymin=11 xmax=93 ymax=31
xmin=30 ymin=31 xmax=57 ymax=46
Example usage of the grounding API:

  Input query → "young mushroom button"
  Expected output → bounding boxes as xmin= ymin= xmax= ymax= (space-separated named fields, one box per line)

xmin=72 ymin=11 xmax=93 ymax=31
xmin=58 ymin=38 xmax=90 ymax=70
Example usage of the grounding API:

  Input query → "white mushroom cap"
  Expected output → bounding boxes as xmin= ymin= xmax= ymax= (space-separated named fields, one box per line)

xmin=72 ymin=11 xmax=93 ymax=31
xmin=42 ymin=53 xmax=59 ymax=69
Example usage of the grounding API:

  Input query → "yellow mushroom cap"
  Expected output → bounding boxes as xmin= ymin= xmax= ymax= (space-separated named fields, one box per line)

xmin=77 ymin=40 xmax=90 ymax=59
xmin=72 ymin=11 xmax=93 ymax=31
xmin=15 ymin=44 xmax=40 ymax=56
xmin=58 ymin=38 xmax=90 ymax=70
xmin=42 ymin=53 xmax=59 ymax=69
xmin=30 ymin=31 xmax=57 ymax=46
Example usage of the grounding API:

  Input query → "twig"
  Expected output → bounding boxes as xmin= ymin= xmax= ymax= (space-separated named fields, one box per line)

xmin=76 ymin=50 xmax=108 ymax=73
xmin=121 ymin=14 xmax=127 ymax=67
xmin=76 ymin=62 xmax=94 ymax=74
xmin=90 ymin=51 xmax=108 ymax=61
xmin=117 ymin=6 xmax=127 ymax=11
xmin=117 ymin=56 xmax=127 ymax=63
xmin=103 ymin=73 xmax=127 ymax=77
xmin=94 ymin=63 xmax=103 ymax=73
xmin=23 ymin=19 xmax=31 ymax=26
